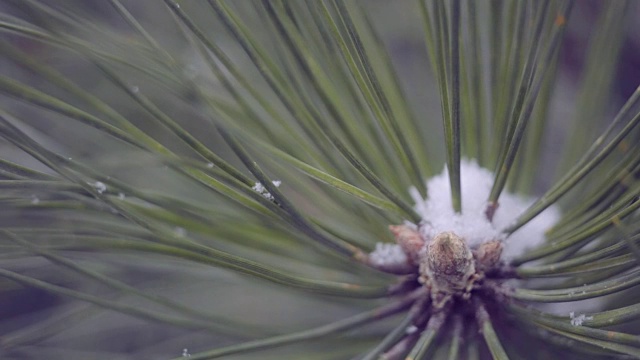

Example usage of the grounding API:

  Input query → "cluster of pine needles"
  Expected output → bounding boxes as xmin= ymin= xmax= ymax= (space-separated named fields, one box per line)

xmin=0 ymin=1 xmax=638 ymax=359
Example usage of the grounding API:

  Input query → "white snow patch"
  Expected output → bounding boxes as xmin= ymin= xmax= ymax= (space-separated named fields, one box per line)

xmin=411 ymin=159 xmax=561 ymax=260
xmin=252 ymin=180 xmax=281 ymax=201
xmin=206 ymin=162 xmax=214 ymax=168
xmin=30 ymin=195 xmax=40 ymax=205
xmin=118 ymin=192 xmax=126 ymax=200
xmin=92 ymin=181 xmax=107 ymax=194
xmin=405 ymin=325 xmax=418 ymax=334
xmin=569 ymin=311 xmax=593 ymax=326
xmin=369 ymin=243 xmax=408 ymax=267
xmin=174 ymin=227 xmax=186 ymax=237
xmin=182 ymin=348 xmax=191 ymax=357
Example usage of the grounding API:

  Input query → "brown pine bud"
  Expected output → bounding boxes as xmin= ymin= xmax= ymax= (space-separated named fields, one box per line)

xmin=475 ymin=240 xmax=503 ymax=271
xmin=389 ymin=224 xmax=424 ymax=264
xmin=422 ymin=232 xmax=475 ymax=294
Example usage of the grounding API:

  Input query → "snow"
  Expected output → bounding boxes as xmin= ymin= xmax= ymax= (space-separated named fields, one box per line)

xmin=409 ymin=159 xmax=561 ymax=260
xmin=405 ymin=325 xmax=418 ymax=334
xmin=174 ymin=227 xmax=186 ymax=237
xmin=369 ymin=243 xmax=408 ymax=267
xmin=92 ymin=181 xmax=107 ymax=194
xmin=252 ymin=180 xmax=282 ymax=201
xmin=569 ymin=311 xmax=593 ymax=326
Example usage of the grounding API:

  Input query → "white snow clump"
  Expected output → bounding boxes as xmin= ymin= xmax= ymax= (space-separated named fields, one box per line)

xmin=569 ymin=311 xmax=593 ymax=326
xmin=252 ymin=180 xmax=282 ymax=201
xmin=369 ymin=242 xmax=409 ymax=268
xmin=92 ymin=181 xmax=107 ymax=194
xmin=409 ymin=159 xmax=561 ymax=260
